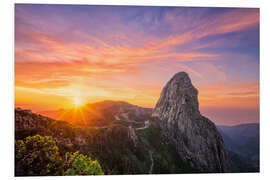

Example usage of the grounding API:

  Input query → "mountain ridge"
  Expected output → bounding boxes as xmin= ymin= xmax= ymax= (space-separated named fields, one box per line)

xmin=38 ymin=100 xmax=152 ymax=127
xmin=216 ymin=123 xmax=259 ymax=171
xmin=14 ymin=71 xmax=259 ymax=174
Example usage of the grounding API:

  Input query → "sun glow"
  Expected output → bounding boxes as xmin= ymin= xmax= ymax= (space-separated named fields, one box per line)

xmin=73 ymin=97 xmax=83 ymax=107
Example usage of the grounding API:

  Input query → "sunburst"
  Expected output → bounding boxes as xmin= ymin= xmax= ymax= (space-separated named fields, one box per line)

xmin=73 ymin=97 xmax=83 ymax=107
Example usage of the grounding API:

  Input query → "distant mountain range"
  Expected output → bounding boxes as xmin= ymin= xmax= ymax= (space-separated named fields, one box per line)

xmin=40 ymin=100 xmax=152 ymax=127
xmin=216 ymin=123 xmax=259 ymax=172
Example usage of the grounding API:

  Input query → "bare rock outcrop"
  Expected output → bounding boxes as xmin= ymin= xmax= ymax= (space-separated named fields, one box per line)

xmin=152 ymin=72 xmax=229 ymax=172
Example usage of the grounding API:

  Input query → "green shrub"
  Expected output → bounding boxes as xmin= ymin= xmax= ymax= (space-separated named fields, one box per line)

xmin=64 ymin=151 xmax=104 ymax=175
xmin=15 ymin=135 xmax=63 ymax=176
xmin=15 ymin=135 xmax=104 ymax=176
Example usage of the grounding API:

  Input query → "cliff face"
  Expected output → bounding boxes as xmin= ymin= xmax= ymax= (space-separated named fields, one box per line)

xmin=152 ymin=72 xmax=229 ymax=172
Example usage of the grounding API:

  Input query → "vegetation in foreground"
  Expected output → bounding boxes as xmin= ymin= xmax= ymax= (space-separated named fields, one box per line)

xmin=15 ymin=135 xmax=104 ymax=176
xmin=15 ymin=106 xmax=259 ymax=175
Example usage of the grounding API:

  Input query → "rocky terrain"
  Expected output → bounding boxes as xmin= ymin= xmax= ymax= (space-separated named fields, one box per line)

xmin=15 ymin=71 xmax=259 ymax=174
xmin=152 ymin=72 xmax=229 ymax=172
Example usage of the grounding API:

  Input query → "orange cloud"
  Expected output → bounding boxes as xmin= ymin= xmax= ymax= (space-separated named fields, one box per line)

xmin=14 ymin=8 xmax=259 ymax=113
xmin=16 ymin=9 xmax=258 ymax=68
xmin=198 ymin=83 xmax=259 ymax=108
xmin=16 ymin=32 xmax=219 ymax=64
xmin=15 ymin=29 xmax=220 ymax=97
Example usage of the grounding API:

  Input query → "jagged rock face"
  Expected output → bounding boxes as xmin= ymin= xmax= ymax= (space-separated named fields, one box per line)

xmin=152 ymin=72 xmax=229 ymax=172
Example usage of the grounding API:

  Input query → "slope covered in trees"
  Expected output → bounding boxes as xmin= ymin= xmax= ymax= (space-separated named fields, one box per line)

xmin=15 ymin=108 xmax=196 ymax=175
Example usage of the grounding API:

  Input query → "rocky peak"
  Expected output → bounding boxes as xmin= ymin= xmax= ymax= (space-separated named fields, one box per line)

xmin=152 ymin=72 xmax=229 ymax=172
xmin=153 ymin=72 xmax=200 ymax=120
xmin=169 ymin=71 xmax=193 ymax=88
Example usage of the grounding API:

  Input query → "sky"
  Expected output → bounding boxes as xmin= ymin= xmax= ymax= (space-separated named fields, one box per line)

xmin=15 ymin=4 xmax=259 ymax=125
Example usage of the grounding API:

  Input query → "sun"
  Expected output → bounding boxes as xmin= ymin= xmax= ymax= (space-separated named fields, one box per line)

xmin=73 ymin=97 xmax=83 ymax=107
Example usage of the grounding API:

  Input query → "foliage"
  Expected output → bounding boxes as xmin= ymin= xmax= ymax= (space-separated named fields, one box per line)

xmin=15 ymin=135 xmax=104 ymax=176
xmin=64 ymin=151 xmax=104 ymax=175
xmin=15 ymin=135 xmax=63 ymax=176
xmin=136 ymin=124 xmax=199 ymax=174
xmin=15 ymin=108 xmax=198 ymax=175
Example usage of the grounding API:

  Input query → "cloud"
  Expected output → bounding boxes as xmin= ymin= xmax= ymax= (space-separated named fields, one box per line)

xmin=178 ymin=64 xmax=203 ymax=78
xmin=15 ymin=29 xmax=220 ymax=93
xmin=155 ymin=8 xmax=259 ymax=50
xmin=14 ymin=6 xmax=259 ymax=113
xmin=226 ymin=91 xmax=258 ymax=97
xmin=198 ymin=83 xmax=259 ymax=108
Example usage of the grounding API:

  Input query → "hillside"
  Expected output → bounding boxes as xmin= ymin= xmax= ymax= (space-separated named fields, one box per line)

xmin=15 ymin=107 xmax=196 ymax=175
xmin=15 ymin=72 xmax=259 ymax=175
xmin=40 ymin=100 xmax=152 ymax=127
xmin=217 ymin=123 xmax=259 ymax=172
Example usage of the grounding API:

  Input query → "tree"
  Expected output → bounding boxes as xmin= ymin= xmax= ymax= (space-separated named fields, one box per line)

xmin=15 ymin=135 xmax=63 ymax=176
xmin=15 ymin=135 xmax=104 ymax=176
xmin=64 ymin=151 xmax=104 ymax=175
